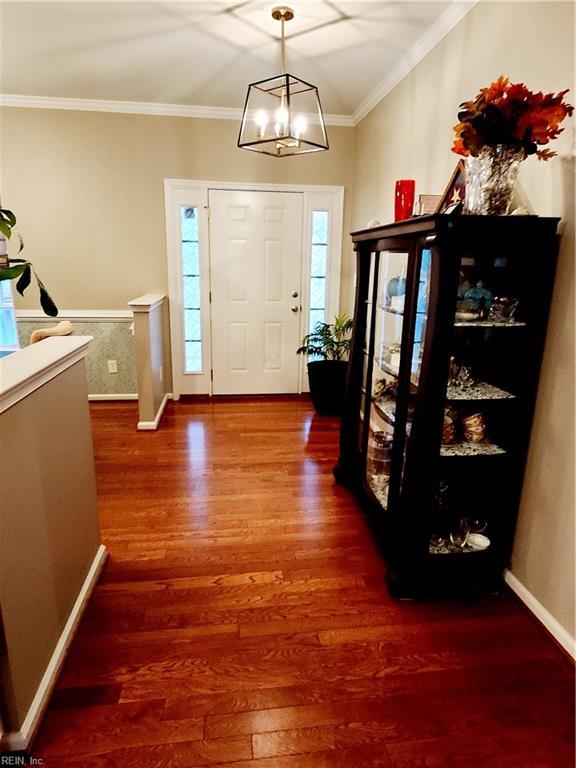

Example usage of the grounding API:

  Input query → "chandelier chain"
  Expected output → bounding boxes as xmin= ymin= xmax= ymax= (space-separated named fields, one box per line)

xmin=280 ymin=17 xmax=286 ymax=74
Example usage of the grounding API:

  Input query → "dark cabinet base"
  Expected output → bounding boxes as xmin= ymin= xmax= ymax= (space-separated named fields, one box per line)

xmin=335 ymin=470 xmax=509 ymax=600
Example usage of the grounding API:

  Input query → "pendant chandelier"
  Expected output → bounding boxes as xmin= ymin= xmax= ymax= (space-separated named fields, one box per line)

xmin=238 ymin=6 xmax=329 ymax=157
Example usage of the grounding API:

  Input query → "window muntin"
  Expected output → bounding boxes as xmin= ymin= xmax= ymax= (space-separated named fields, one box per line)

xmin=309 ymin=210 xmax=329 ymax=335
xmin=181 ymin=206 xmax=202 ymax=373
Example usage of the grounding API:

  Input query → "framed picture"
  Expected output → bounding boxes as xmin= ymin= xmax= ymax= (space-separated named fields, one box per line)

xmin=436 ymin=160 xmax=466 ymax=213
xmin=416 ymin=194 xmax=442 ymax=215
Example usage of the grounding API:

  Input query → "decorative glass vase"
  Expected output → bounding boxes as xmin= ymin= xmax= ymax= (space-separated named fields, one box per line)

xmin=464 ymin=145 xmax=524 ymax=215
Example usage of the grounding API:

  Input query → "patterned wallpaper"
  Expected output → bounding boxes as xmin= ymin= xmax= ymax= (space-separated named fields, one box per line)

xmin=17 ymin=320 xmax=137 ymax=396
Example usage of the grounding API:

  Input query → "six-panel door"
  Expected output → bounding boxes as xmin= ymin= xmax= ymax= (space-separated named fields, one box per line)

xmin=209 ymin=189 xmax=304 ymax=395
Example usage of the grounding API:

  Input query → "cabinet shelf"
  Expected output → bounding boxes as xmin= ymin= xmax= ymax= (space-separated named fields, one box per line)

xmin=440 ymin=442 xmax=506 ymax=457
xmin=373 ymin=397 xmax=396 ymax=425
xmin=453 ymin=320 xmax=527 ymax=328
xmin=446 ymin=381 xmax=515 ymax=400
xmin=374 ymin=360 xmax=400 ymax=378
xmin=379 ymin=306 xmax=428 ymax=317
xmin=379 ymin=306 xmax=404 ymax=316
xmin=367 ymin=477 xmax=389 ymax=509
xmin=373 ymin=361 xmax=419 ymax=391
xmin=429 ymin=540 xmax=491 ymax=555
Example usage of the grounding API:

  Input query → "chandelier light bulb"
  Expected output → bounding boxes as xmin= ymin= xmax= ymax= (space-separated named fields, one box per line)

xmin=254 ymin=109 xmax=269 ymax=138
xmin=274 ymin=106 xmax=289 ymax=136
xmin=293 ymin=115 xmax=307 ymax=139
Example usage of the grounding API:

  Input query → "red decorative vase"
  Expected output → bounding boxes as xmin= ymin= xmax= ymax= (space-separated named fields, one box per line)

xmin=394 ymin=179 xmax=416 ymax=221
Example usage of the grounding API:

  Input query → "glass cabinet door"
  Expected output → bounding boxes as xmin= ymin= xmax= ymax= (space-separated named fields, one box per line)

xmin=358 ymin=253 xmax=376 ymax=451
xmin=430 ymin=249 xmax=525 ymax=556
xmin=365 ymin=250 xmax=409 ymax=509
xmin=409 ymin=248 xmax=432 ymax=388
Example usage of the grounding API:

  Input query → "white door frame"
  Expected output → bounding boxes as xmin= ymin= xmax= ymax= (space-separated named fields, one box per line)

xmin=164 ymin=179 xmax=344 ymax=399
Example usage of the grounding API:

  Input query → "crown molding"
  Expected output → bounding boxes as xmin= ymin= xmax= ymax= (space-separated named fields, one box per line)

xmin=0 ymin=3 xmax=475 ymax=130
xmin=0 ymin=93 xmax=353 ymax=127
xmin=351 ymin=0 xmax=478 ymax=126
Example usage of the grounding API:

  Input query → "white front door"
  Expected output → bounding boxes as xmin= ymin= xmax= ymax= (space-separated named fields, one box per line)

xmin=209 ymin=189 xmax=303 ymax=395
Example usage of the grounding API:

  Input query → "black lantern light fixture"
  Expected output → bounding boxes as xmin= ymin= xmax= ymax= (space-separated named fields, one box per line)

xmin=238 ymin=6 xmax=329 ymax=157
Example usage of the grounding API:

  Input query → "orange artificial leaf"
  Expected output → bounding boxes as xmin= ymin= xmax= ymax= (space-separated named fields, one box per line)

xmin=452 ymin=76 xmax=574 ymax=160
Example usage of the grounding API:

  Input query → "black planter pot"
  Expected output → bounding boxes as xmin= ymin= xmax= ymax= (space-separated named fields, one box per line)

xmin=307 ymin=360 xmax=348 ymax=416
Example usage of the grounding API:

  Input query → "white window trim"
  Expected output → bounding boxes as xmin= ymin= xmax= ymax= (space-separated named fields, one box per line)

xmin=164 ymin=179 xmax=343 ymax=398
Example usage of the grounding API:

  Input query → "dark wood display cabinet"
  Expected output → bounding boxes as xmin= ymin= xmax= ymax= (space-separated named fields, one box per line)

xmin=335 ymin=215 xmax=559 ymax=598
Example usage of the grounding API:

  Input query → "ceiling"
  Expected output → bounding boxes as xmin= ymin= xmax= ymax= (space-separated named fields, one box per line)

xmin=0 ymin=1 xmax=472 ymax=123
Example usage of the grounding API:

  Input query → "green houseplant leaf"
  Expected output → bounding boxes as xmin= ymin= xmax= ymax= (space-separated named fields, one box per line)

xmin=16 ymin=264 xmax=32 ymax=296
xmin=0 ymin=209 xmax=17 ymax=227
xmin=35 ymin=273 xmax=59 ymax=317
xmin=0 ymin=219 xmax=12 ymax=239
xmin=0 ymin=263 xmax=28 ymax=281
xmin=0 ymin=207 xmax=58 ymax=316
xmin=297 ymin=314 xmax=353 ymax=361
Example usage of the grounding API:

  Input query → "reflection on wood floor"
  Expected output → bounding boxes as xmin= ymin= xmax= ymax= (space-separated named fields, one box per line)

xmin=33 ymin=398 xmax=574 ymax=767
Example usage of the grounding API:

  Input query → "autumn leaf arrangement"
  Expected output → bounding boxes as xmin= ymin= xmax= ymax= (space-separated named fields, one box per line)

xmin=452 ymin=76 xmax=573 ymax=160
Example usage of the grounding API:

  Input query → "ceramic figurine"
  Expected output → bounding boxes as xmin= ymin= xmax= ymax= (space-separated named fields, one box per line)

xmin=464 ymin=280 xmax=493 ymax=316
xmin=457 ymin=273 xmax=473 ymax=298
xmin=386 ymin=276 xmax=406 ymax=309
xmin=442 ymin=407 xmax=457 ymax=444
xmin=457 ymin=365 xmax=476 ymax=389
xmin=462 ymin=412 xmax=486 ymax=443
xmin=488 ymin=296 xmax=519 ymax=323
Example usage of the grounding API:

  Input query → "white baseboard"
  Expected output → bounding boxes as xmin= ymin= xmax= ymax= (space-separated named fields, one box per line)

xmin=1 ymin=544 xmax=108 ymax=751
xmin=137 ymin=392 xmax=170 ymax=430
xmin=88 ymin=393 xmax=138 ymax=401
xmin=504 ymin=569 xmax=575 ymax=659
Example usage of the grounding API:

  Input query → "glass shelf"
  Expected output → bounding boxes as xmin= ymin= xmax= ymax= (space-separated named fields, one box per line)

xmin=374 ymin=360 xmax=400 ymax=378
xmin=373 ymin=397 xmax=396 ymax=425
xmin=367 ymin=475 xmax=389 ymax=509
xmin=380 ymin=306 xmax=428 ymax=317
xmin=446 ymin=381 xmax=515 ymax=400
xmin=429 ymin=539 xmax=491 ymax=555
xmin=453 ymin=320 xmax=527 ymax=328
xmin=440 ymin=442 xmax=506 ymax=457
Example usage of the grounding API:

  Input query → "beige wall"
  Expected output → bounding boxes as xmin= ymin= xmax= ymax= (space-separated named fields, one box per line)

xmin=0 ymin=109 xmax=355 ymax=311
xmin=352 ymin=1 xmax=574 ymax=637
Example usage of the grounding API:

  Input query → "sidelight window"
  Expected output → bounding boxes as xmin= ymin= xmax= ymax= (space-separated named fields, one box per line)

xmin=308 ymin=210 xmax=329 ymax=335
xmin=181 ymin=206 xmax=202 ymax=373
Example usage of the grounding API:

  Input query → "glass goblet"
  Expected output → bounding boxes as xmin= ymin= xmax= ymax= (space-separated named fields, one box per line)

xmin=449 ymin=519 xmax=470 ymax=548
xmin=466 ymin=517 xmax=487 ymax=533
xmin=457 ymin=365 xmax=475 ymax=389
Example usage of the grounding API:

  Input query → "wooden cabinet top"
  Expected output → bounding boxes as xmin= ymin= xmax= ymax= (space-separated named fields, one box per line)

xmin=351 ymin=214 xmax=560 ymax=246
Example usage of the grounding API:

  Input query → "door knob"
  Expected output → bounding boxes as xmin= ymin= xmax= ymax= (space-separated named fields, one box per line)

xmin=291 ymin=290 xmax=299 ymax=298
xmin=291 ymin=305 xmax=299 ymax=313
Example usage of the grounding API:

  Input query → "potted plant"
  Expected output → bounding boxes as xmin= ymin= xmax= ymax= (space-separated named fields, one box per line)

xmin=297 ymin=314 xmax=353 ymax=416
xmin=0 ymin=207 xmax=58 ymax=316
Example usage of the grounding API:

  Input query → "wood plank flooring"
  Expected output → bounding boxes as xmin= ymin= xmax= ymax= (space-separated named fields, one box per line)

xmin=31 ymin=398 xmax=574 ymax=767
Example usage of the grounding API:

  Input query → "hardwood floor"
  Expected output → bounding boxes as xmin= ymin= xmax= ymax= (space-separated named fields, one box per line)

xmin=32 ymin=398 xmax=574 ymax=767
